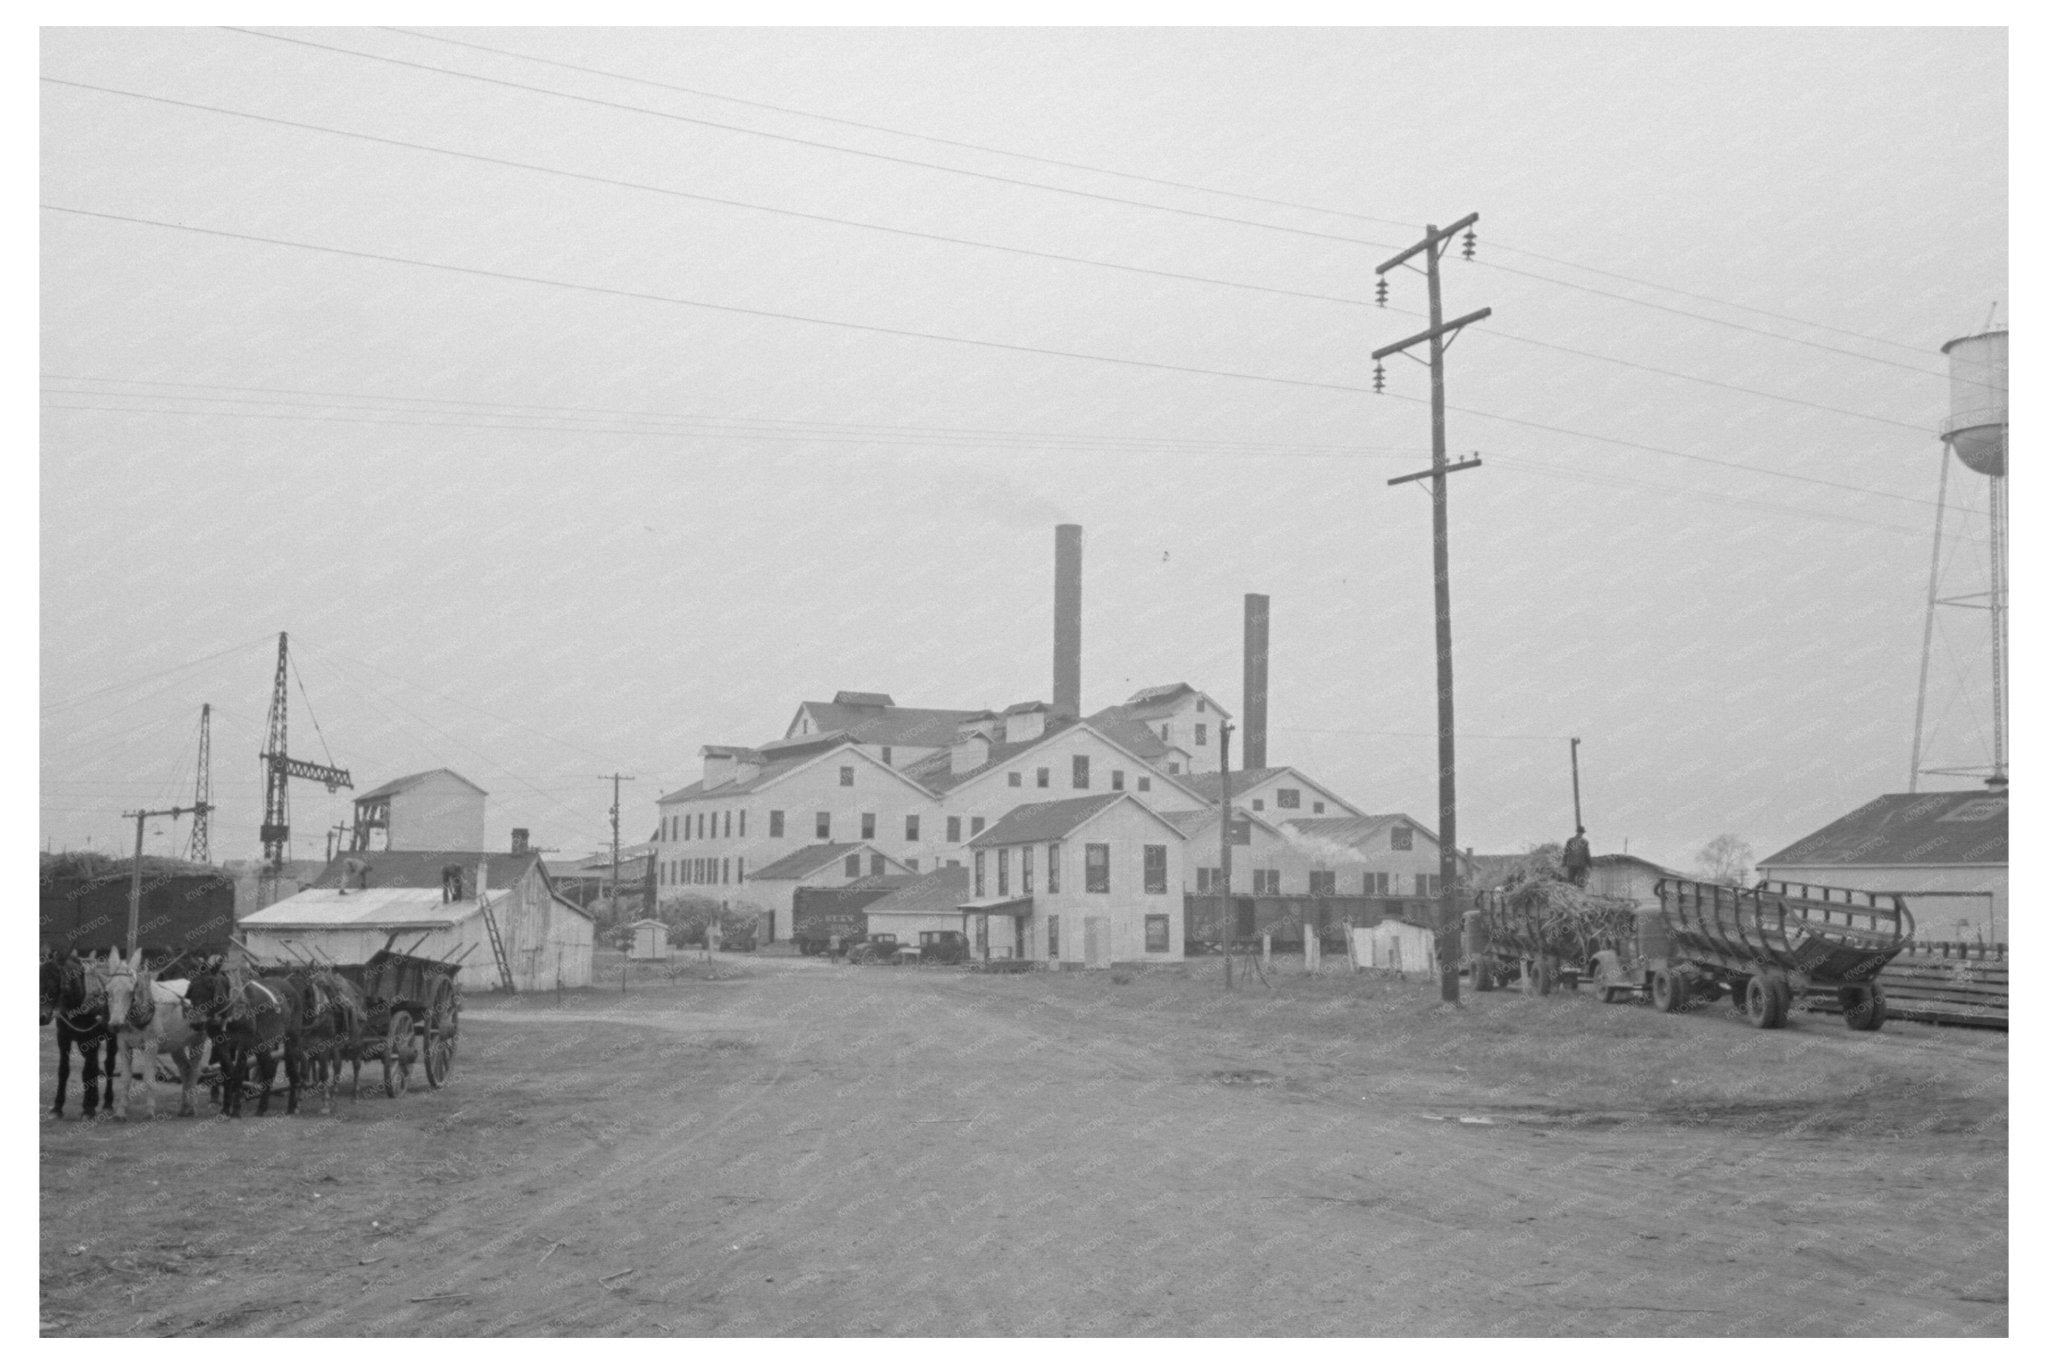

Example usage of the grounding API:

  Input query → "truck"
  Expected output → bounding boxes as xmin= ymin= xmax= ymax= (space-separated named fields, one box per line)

xmin=1587 ymin=877 xmax=1913 ymax=1031
xmin=790 ymin=884 xmax=898 ymax=957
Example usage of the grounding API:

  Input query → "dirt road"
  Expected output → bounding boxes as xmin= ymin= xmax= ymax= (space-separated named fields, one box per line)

xmin=40 ymin=956 xmax=2006 ymax=1336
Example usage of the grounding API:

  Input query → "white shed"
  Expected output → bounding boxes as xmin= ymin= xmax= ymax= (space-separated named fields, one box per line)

xmin=628 ymin=918 xmax=671 ymax=961
xmin=240 ymin=850 xmax=593 ymax=990
xmin=1349 ymin=918 xmax=1438 ymax=980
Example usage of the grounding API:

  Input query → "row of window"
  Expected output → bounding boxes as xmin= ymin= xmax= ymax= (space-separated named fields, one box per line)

xmin=1159 ymin=722 xmax=1208 ymax=747
xmin=972 ymin=843 xmax=1170 ymax=899
xmin=1189 ymin=868 xmax=1439 ymax=896
xmin=1004 ymin=757 xmax=1152 ymax=793
xmin=662 ymin=809 xmax=997 ymax=844
xmin=664 ymin=856 xmax=743 ymax=887
xmin=1244 ymin=788 xmax=1327 ymax=815
xmin=1030 ymin=912 xmax=1174 ymax=956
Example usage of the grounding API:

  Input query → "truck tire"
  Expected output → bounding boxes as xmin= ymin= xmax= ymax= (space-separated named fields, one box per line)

xmin=1472 ymin=959 xmax=1497 ymax=992
xmin=1746 ymin=975 xmax=1789 ymax=1029
xmin=1591 ymin=952 xmax=1627 ymax=1004
xmin=1652 ymin=970 xmax=1689 ymax=1013
xmin=1530 ymin=958 xmax=1555 ymax=996
xmin=1728 ymin=976 xmax=1750 ymax=1014
xmin=1841 ymin=983 xmax=1888 ymax=1032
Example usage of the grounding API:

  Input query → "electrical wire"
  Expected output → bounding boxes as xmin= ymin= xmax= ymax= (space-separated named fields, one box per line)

xmin=380 ymin=24 xmax=1951 ymax=362
xmin=287 ymin=648 xmax=341 ymax=769
xmin=39 ymin=206 xmax=1953 ymax=514
xmin=37 ymin=632 xmax=275 ymax=716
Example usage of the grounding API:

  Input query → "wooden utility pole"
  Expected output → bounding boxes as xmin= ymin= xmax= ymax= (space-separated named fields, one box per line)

xmin=601 ymin=773 xmax=635 ymax=922
xmin=1374 ymin=211 xmax=1490 ymax=1006
xmin=1569 ymin=738 xmax=1583 ymax=831
xmin=1219 ymin=721 xmax=1234 ymax=990
xmin=122 ymin=803 xmax=210 ymax=954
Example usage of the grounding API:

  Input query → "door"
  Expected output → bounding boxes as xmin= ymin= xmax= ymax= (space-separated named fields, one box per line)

xmin=1084 ymin=916 xmax=1110 ymax=970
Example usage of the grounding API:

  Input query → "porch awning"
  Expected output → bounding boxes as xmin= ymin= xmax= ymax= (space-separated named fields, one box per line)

xmin=958 ymin=896 xmax=1034 ymax=918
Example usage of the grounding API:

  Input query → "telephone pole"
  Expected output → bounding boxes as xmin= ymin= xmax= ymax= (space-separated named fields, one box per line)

xmin=1374 ymin=211 xmax=1490 ymax=1006
xmin=123 ymin=803 xmax=210 ymax=954
xmin=600 ymin=773 xmax=636 ymax=920
xmin=1219 ymin=720 xmax=1235 ymax=989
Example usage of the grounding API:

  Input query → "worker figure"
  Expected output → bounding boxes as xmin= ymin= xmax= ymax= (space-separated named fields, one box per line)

xmin=1562 ymin=828 xmax=1592 ymax=887
xmin=340 ymin=856 xmax=370 ymax=895
xmin=441 ymin=864 xmax=463 ymax=902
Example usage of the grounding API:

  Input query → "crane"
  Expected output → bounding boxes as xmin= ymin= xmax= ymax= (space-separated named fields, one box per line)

xmin=188 ymin=702 xmax=212 ymax=864
xmin=259 ymin=632 xmax=352 ymax=893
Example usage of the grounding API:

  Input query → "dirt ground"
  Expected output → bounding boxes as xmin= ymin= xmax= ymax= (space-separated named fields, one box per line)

xmin=40 ymin=950 xmax=2007 ymax=1337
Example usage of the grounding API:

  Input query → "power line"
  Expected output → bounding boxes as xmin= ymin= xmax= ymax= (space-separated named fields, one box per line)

xmin=42 ymin=78 xmax=1937 ymax=436
xmin=37 ymin=633 xmax=275 ymax=715
xmin=220 ymin=27 xmax=1394 ymax=251
xmin=43 ymin=206 xmax=1951 ymax=513
xmin=381 ymin=25 xmax=1946 ymax=361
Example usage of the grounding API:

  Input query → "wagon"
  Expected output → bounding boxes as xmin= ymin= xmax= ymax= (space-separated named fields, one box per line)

xmin=1588 ymin=877 xmax=1913 ymax=1030
xmin=1465 ymin=887 xmax=1636 ymax=995
xmin=330 ymin=938 xmax=465 ymax=1096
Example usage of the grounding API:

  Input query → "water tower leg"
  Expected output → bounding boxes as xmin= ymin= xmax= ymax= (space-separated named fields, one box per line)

xmin=1989 ymin=472 xmax=2007 ymax=779
xmin=1908 ymin=447 xmax=1953 ymax=793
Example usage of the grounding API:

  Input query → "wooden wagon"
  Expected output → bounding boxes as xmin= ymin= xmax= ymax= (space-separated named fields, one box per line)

xmin=330 ymin=938 xmax=464 ymax=1096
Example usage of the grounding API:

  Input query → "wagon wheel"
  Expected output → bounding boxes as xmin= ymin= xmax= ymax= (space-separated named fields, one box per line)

xmin=1840 ymin=983 xmax=1888 ymax=1033
xmin=1745 ymin=976 xmax=1788 ymax=1030
xmin=383 ymin=1008 xmax=415 ymax=1097
xmin=423 ymin=976 xmax=459 ymax=1088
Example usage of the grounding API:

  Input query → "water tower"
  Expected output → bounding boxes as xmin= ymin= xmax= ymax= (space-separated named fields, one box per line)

xmin=1909 ymin=327 xmax=2008 ymax=790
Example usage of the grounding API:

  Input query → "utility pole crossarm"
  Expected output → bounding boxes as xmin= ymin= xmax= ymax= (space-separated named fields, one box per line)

xmin=1388 ymin=457 xmax=1482 ymax=489
xmin=1371 ymin=308 xmax=1495 ymax=362
xmin=1374 ymin=212 xmax=1480 ymax=275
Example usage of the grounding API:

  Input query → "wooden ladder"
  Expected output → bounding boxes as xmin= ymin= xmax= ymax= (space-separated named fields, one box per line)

xmin=477 ymin=887 xmax=516 ymax=994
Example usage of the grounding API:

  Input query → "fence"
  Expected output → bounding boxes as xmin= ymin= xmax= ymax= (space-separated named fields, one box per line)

xmin=1804 ymin=940 xmax=2008 ymax=1029
xmin=1182 ymin=894 xmax=1439 ymax=952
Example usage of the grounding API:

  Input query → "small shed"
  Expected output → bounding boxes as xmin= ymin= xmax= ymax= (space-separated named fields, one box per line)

xmin=1349 ymin=917 xmax=1438 ymax=979
xmin=628 ymin=918 xmax=671 ymax=961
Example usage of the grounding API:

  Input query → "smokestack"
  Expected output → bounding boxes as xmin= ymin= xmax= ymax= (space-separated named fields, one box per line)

xmin=1243 ymin=593 xmax=1269 ymax=770
xmin=1053 ymin=524 xmax=1082 ymax=718
xmin=511 ymin=828 xmax=529 ymax=855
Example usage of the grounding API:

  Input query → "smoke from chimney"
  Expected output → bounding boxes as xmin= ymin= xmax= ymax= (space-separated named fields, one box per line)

xmin=1243 ymin=593 xmax=1270 ymax=770
xmin=1053 ymin=524 xmax=1082 ymax=718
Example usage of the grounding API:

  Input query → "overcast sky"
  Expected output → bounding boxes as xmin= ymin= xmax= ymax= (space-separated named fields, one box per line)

xmin=39 ymin=26 xmax=2008 ymax=872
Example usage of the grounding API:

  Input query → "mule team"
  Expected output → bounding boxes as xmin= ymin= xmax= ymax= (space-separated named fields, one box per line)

xmin=39 ymin=948 xmax=370 ymax=1120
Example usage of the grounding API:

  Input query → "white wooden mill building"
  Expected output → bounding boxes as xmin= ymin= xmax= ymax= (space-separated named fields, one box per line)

xmin=239 ymin=849 xmax=594 ymax=990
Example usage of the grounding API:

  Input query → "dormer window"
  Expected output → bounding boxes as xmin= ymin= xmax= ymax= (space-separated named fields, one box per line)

xmin=1197 ymin=698 xmax=1207 ymax=712
xmin=1391 ymin=826 xmax=1414 ymax=851
xmin=881 ymin=747 xmax=892 ymax=766
xmin=840 ymin=766 xmax=854 ymax=786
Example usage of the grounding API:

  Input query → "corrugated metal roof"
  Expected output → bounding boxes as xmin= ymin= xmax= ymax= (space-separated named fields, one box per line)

xmin=352 ymin=768 xmax=488 ymax=802
xmin=748 ymin=842 xmax=887 ymax=881
xmin=241 ymin=885 xmax=474 ymax=929
xmin=310 ymin=850 xmax=540 ymax=891
xmin=1759 ymin=790 xmax=2008 ymax=868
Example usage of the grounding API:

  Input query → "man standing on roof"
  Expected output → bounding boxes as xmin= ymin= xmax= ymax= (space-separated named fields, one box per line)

xmin=1562 ymin=828 xmax=1592 ymax=887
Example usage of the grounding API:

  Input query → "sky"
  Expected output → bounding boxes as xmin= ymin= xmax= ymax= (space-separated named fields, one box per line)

xmin=38 ymin=25 xmax=2009 ymax=873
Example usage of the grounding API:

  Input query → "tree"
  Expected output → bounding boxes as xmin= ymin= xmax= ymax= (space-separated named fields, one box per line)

xmin=1695 ymin=834 xmax=1754 ymax=886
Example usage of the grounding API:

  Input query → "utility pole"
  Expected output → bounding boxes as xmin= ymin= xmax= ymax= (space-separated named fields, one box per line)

xmin=123 ymin=803 xmax=210 ymax=954
xmin=1374 ymin=212 xmax=1490 ymax=1006
xmin=600 ymin=773 xmax=636 ymax=923
xmin=1570 ymin=738 xmax=1583 ymax=831
xmin=1219 ymin=720 xmax=1235 ymax=990
xmin=189 ymin=703 xmax=212 ymax=864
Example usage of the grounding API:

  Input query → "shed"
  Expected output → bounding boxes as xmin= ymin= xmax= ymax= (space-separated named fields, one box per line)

xmin=1758 ymin=788 xmax=2008 ymax=943
xmin=1349 ymin=917 xmax=1438 ymax=980
xmin=239 ymin=849 xmax=593 ymax=990
xmin=628 ymin=918 xmax=671 ymax=961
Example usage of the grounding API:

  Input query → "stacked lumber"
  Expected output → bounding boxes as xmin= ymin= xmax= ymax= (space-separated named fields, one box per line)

xmin=1803 ymin=941 xmax=2008 ymax=1029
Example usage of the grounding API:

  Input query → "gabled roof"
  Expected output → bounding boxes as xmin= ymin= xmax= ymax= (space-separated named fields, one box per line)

xmin=1160 ymin=807 xmax=1285 ymax=839
xmin=1083 ymin=707 xmax=1171 ymax=759
xmin=1181 ymin=767 xmax=1359 ymax=815
xmin=353 ymin=768 xmax=488 ymax=802
xmin=241 ymin=885 xmax=476 ymax=931
xmin=1002 ymin=700 xmax=1052 ymax=716
xmin=1108 ymin=683 xmax=1232 ymax=722
xmin=657 ymin=739 xmax=935 ymax=806
xmin=832 ymin=691 xmax=895 ymax=708
xmin=969 ymin=793 xmax=1186 ymax=848
xmin=790 ymin=699 xmax=990 ymax=748
xmin=1759 ymin=790 xmax=2008 ymax=868
xmin=311 ymin=849 xmax=541 ymax=892
xmin=844 ymin=873 xmax=923 ymax=894
xmin=861 ymin=866 xmax=971 ymax=916
xmin=912 ymin=717 xmax=1209 ymax=802
xmin=748 ymin=842 xmax=902 ymax=882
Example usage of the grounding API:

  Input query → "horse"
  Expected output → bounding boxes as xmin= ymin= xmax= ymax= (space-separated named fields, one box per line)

xmin=292 ymin=965 xmax=366 ymax=1113
xmin=186 ymin=958 xmax=308 ymax=1117
xmin=101 ymin=948 xmax=211 ymax=1119
xmin=39 ymin=951 xmax=115 ymax=1118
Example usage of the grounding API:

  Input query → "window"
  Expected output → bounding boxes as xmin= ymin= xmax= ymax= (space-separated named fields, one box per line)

xmin=1036 ymin=767 xmax=1049 ymax=788
xmin=974 ymin=850 xmax=986 ymax=898
xmin=737 ymin=857 xmax=744 ymax=884
xmin=1228 ymin=817 xmax=1250 ymax=845
xmin=699 ymin=814 xmax=708 ymax=838
xmin=997 ymin=848 xmax=1010 ymax=897
xmin=1161 ymin=723 xmax=1171 ymax=744
xmin=816 ymin=812 xmax=831 ymax=840
xmin=1195 ymin=724 xmax=1207 ymax=747
xmin=881 ymin=746 xmax=892 ymax=767
xmin=906 ymin=814 xmax=920 ymax=842
xmin=971 ymin=816 xmax=985 ymax=835
xmin=905 ymin=858 xmax=919 ymax=871
xmin=1022 ymin=846 xmax=1034 ymax=894
xmin=1048 ymin=914 xmax=1060 ymax=958
xmin=1309 ymin=871 xmax=1335 ymax=896
xmin=739 ymin=810 xmax=746 ymax=837
xmin=722 ymin=858 xmax=729 ymax=884
xmin=680 ymin=815 xmax=689 ymax=842
xmin=1252 ymin=798 xmax=1264 ymax=811
xmin=1047 ymin=843 xmax=1060 ymax=894
xmin=1277 ymin=788 xmax=1300 ymax=809
xmin=1313 ymin=802 xmax=1325 ymax=814
xmin=1008 ymin=772 xmax=1022 ymax=787
xmin=1085 ymin=843 xmax=1110 ymax=893
xmin=1391 ymin=826 xmax=1414 ymax=851
xmin=1364 ymin=871 xmax=1389 ymax=895
xmin=1196 ymin=867 xmax=1223 ymax=892
xmin=862 ymin=813 xmax=876 ymax=840
xmin=1138 ymin=777 xmax=1151 ymax=792
xmin=769 ymin=810 xmax=785 ymax=838
xmin=1197 ymin=698 xmax=1207 ymax=712
xmin=1254 ymin=869 xmax=1280 ymax=894
xmin=1168 ymin=763 xmax=1181 ymax=775
xmin=1145 ymin=915 xmax=1170 ymax=953
xmin=1072 ymin=755 xmax=1090 ymax=790
xmin=844 ymin=855 xmax=861 ymax=878
xmin=871 ymin=853 xmax=886 ymax=877
xmin=724 ymin=811 xmax=732 ymax=837
xmin=947 ymin=815 xmax=961 ymax=843
xmin=1112 ymin=770 xmax=1124 ymax=791
xmin=840 ymin=766 xmax=854 ymax=786
xmin=1418 ymin=873 xmax=1441 ymax=898
xmin=1143 ymin=845 xmax=1167 ymax=894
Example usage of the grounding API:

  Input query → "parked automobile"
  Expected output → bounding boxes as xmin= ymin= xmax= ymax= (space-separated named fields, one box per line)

xmin=847 ymin=934 xmax=901 ymax=966
xmin=918 ymin=930 xmax=970 ymax=966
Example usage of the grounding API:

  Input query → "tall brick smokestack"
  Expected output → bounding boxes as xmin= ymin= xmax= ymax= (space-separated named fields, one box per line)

xmin=1243 ymin=593 xmax=1270 ymax=770
xmin=1053 ymin=524 xmax=1082 ymax=718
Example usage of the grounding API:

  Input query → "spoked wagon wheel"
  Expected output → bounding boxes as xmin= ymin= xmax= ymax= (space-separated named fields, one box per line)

xmin=383 ymin=1009 xmax=416 ymax=1097
xmin=1840 ymin=983 xmax=1888 ymax=1032
xmin=423 ymin=976 xmax=459 ymax=1088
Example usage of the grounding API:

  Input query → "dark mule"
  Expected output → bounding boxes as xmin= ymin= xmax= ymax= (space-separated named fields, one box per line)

xmin=294 ymin=966 xmax=366 ymax=1113
xmin=186 ymin=960 xmax=309 ymax=1117
xmin=40 ymin=951 xmax=115 ymax=1117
